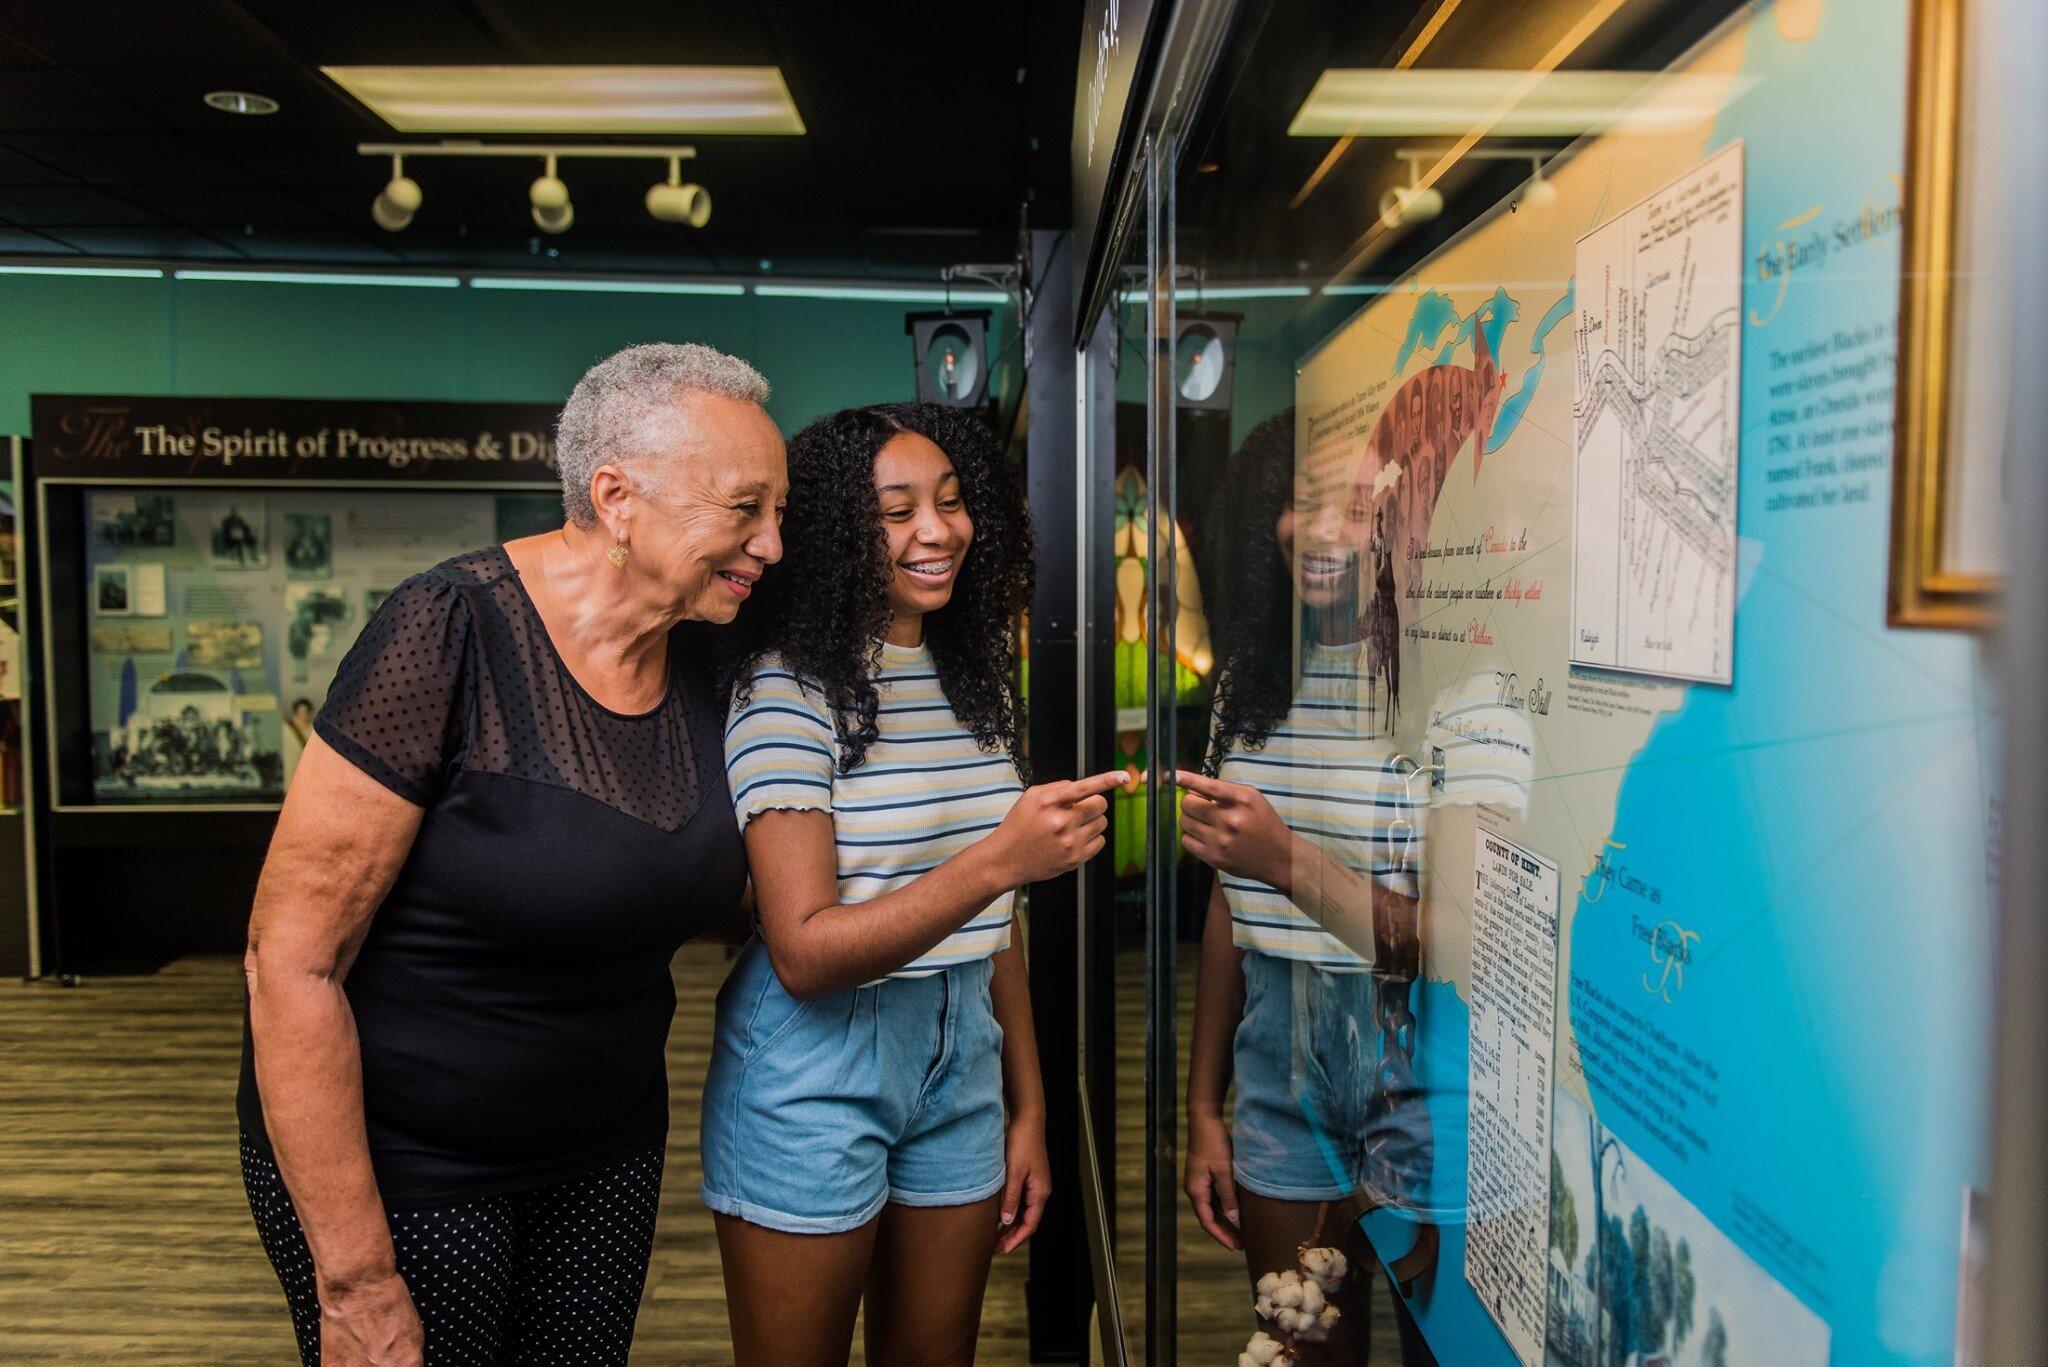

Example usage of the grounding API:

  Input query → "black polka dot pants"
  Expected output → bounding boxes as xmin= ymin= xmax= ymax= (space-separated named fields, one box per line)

xmin=242 ymin=1136 xmax=665 ymax=1365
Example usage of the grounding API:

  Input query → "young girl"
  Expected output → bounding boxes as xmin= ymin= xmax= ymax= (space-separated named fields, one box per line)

xmin=707 ymin=402 xmax=1126 ymax=1366
xmin=1175 ymin=409 xmax=1437 ymax=1365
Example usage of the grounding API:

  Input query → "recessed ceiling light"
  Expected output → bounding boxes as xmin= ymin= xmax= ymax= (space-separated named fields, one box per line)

xmin=204 ymin=90 xmax=279 ymax=116
xmin=1288 ymin=69 xmax=1748 ymax=138
xmin=323 ymin=65 xmax=805 ymax=135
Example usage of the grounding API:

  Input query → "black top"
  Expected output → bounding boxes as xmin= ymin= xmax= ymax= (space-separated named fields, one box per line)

xmin=238 ymin=546 xmax=746 ymax=1207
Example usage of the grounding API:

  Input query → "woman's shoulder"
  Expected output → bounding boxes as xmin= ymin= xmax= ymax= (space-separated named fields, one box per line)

xmin=422 ymin=545 xmax=515 ymax=590
xmin=361 ymin=551 xmax=497 ymax=625
xmin=371 ymin=546 xmax=510 ymax=609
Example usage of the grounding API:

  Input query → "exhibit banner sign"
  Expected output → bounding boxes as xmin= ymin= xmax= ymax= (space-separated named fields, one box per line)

xmin=29 ymin=395 xmax=563 ymax=485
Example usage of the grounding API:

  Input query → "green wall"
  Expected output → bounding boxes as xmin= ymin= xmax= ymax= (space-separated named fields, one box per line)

xmin=0 ymin=274 xmax=1007 ymax=436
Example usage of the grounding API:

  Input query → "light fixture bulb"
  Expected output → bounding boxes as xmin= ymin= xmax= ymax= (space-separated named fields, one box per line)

xmin=529 ymin=175 xmax=570 ymax=212
xmin=1519 ymin=170 xmax=1558 ymax=210
xmin=371 ymin=157 xmax=420 ymax=232
xmin=1378 ymin=184 xmax=1443 ymax=230
xmin=646 ymin=182 xmax=711 ymax=227
xmin=529 ymin=154 xmax=572 ymax=233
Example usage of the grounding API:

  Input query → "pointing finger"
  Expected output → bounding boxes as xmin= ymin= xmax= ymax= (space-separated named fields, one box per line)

xmin=1068 ymin=770 xmax=1135 ymax=801
xmin=1173 ymin=769 xmax=1237 ymax=803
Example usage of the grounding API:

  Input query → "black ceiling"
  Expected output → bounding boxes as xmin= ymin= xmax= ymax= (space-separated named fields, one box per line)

xmin=1177 ymin=0 xmax=1753 ymax=287
xmin=0 ymin=1 xmax=1075 ymax=278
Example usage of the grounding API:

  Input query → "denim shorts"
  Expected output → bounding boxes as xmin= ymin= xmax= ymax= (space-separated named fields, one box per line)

xmin=1231 ymin=949 xmax=1433 ymax=1207
xmin=700 ymin=939 xmax=1007 ymax=1234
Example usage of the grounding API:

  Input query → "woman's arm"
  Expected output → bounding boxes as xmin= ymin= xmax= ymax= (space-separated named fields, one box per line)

xmin=988 ymin=936 xmax=1049 ymax=1252
xmin=245 ymin=735 xmax=425 ymax=1361
xmin=744 ymin=770 xmax=1126 ymax=998
xmin=1184 ymin=879 xmax=1245 ymax=1249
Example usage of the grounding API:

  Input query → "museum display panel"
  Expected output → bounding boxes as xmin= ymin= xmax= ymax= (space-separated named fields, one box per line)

xmin=73 ymin=485 xmax=557 ymax=805
xmin=1081 ymin=0 xmax=2008 ymax=1362
xmin=26 ymin=395 xmax=562 ymax=971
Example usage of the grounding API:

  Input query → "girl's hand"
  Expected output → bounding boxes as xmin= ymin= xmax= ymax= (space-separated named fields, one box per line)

xmin=1183 ymin=1111 xmax=1241 ymax=1250
xmin=1174 ymin=770 xmax=1294 ymax=891
xmin=981 ymin=771 xmax=1129 ymax=887
xmin=997 ymin=1111 xmax=1052 ymax=1253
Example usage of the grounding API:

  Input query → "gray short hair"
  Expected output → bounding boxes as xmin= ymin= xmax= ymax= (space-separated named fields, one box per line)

xmin=555 ymin=342 xmax=771 ymax=526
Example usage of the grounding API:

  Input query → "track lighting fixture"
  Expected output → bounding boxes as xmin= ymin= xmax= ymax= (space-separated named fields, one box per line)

xmin=371 ymin=156 xmax=422 ymax=233
xmin=529 ymin=155 xmax=573 ymax=234
xmin=358 ymin=142 xmax=710 ymax=236
xmin=1379 ymin=151 xmax=1445 ymax=230
xmin=1381 ymin=146 xmax=1562 ymax=231
xmin=1517 ymin=155 xmax=1558 ymax=211
xmin=645 ymin=157 xmax=712 ymax=227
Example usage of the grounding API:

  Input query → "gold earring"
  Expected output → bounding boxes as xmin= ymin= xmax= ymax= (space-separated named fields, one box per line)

xmin=607 ymin=536 xmax=629 ymax=570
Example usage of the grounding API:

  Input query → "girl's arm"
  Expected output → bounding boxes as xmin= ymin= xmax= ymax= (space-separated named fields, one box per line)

xmin=1175 ymin=769 xmax=1418 ymax=978
xmin=1184 ymin=879 xmax=1246 ymax=1249
xmin=744 ymin=770 xmax=1128 ymax=998
xmin=989 ymin=935 xmax=1050 ymax=1252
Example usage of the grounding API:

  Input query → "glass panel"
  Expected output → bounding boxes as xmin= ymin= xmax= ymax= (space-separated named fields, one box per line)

xmin=1151 ymin=0 xmax=2007 ymax=1364
xmin=1081 ymin=148 xmax=1161 ymax=1364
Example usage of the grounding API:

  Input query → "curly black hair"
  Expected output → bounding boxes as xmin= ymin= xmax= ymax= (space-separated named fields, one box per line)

xmin=1202 ymin=408 xmax=1302 ymax=773
xmin=726 ymin=402 xmax=1033 ymax=776
xmin=1201 ymin=407 xmax=1400 ymax=774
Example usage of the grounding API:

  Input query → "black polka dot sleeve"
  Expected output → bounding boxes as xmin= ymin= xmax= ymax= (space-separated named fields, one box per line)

xmin=313 ymin=572 xmax=474 ymax=807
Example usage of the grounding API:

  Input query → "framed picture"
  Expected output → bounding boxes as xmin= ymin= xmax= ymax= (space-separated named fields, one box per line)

xmin=1889 ymin=0 xmax=2004 ymax=628
xmin=207 ymin=497 xmax=269 ymax=570
xmin=94 ymin=565 xmax=131 ymax=616
xmin=283 ymin=512 xmax=332 ymax=580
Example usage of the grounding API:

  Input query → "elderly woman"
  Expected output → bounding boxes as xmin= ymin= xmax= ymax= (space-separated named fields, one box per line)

xmin=238 ymin=343 xmax=786 ymax=1366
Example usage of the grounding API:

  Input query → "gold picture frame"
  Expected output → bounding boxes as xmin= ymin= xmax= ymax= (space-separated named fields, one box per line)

xmin=1889 ymin=0 xmax=2001 ymax=628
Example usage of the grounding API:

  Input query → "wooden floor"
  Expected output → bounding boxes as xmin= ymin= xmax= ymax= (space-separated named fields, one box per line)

xmin=0 ymin=943 xmax=1406 ymax=1365
xmin=0 ymin=944 xmax=1026 ymax=1365
xmin=1106 ymin=949 xmax=1406 ymax=1365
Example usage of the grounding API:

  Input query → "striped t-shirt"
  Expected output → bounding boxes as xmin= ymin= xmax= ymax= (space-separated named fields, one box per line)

xmin=724 ymin=644 xmax=1023 ymax=978
xmin=1216 ymin=644 xmax=1422 ymax=969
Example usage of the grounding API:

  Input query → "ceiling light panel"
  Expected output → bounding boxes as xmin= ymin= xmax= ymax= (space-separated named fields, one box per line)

xmin=324 ymin=65 xmax=805 ymax=136
xmin=1288 ymin=68 xmax=1744 ymax=138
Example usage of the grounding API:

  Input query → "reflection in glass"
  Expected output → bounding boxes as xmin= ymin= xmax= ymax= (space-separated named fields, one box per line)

xmin=1182 ymin=408 xmax=1436 ymax=1364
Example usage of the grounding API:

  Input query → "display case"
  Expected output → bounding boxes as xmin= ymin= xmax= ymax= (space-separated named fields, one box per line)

xmin=26 ymin=395 xmax=562 ymax=972
xmin=1074 ymin=0 xmax=2012 ymax=1363
xmin=59 ymin=484 xmax=557 ymax=808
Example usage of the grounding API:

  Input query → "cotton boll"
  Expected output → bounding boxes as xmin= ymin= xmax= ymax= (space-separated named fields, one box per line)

xmin=1245 ymin=1332 xmax=1285 ymax=1365
xmin=1299 ymin=1245 xmax=1349 ymax=1290
xmin=1298 ymin=1279 xmax=1326 ymax=1315
xmin=1256 ymin=1270 xmax=1284 ymax=1298
xmin=1239 ymin=1354 xmax=1260 ymax=1367
xmin=1255 ymin=1295 xmax=1276 ymax=1321
xmin=1273 ymin=1275 xmax=1305 ymax=1309
xmin=1316 ymin=1305 xmax=1342 ymax=1333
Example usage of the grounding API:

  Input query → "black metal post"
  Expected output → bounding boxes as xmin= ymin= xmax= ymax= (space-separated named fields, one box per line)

xmin=1024 ymin=226 xmax=1089 ymax=1362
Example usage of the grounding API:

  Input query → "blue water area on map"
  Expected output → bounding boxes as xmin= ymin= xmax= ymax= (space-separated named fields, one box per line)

xmin=1487 ymin=287 xmax=1575 ymax=454
xmin=1562 ymin=3 xmax=1992 ymax=1363
xmin=1354 ymin=5 xmax=1993 ymax=1364
xmin=1394 ymin=285 xmax=1521 ymax=378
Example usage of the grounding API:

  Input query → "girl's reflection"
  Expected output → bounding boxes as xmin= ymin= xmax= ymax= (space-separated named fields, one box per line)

xmin=1178 ymin=409 xmax=1435 ymax=1365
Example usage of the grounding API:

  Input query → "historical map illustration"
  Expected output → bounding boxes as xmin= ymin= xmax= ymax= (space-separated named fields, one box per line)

xmin=1571 ymin=143 xmax=1743 ymax=685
